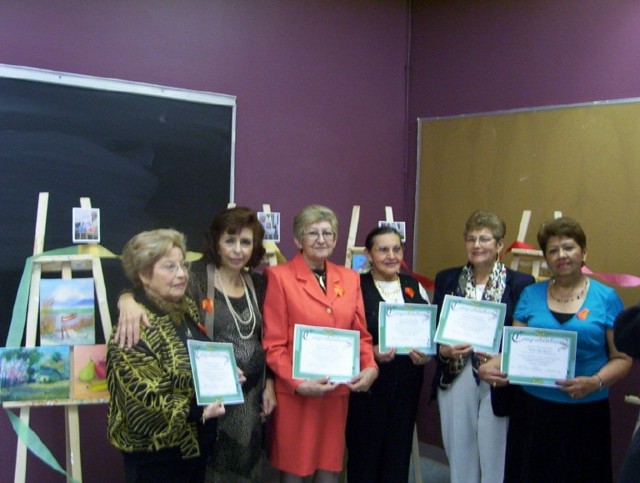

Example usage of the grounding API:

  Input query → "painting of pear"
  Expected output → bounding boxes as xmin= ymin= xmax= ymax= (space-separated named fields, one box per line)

xmin=78 ymin=358 xmax=95 ymax=382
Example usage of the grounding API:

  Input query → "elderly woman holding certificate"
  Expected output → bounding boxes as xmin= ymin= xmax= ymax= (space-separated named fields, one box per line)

xmin=431 ymin=210 xmax=535 ymax=483
xmin=345 ymin=225 xmax=431 ymax=483
xmin=480 ymin=217 xmax=632 ymax=483
xmin=107 ymin=229 xmax=225 ymax=483
xmin=262 ymin=204 xmax=378 ymax=483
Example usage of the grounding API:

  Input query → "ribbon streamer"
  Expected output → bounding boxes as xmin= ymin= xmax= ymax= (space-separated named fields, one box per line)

xmin=5 ymin=409 xmax=79 ymax=483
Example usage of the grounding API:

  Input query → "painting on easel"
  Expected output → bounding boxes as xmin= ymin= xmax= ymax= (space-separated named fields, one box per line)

xmin=39 ymin=278 xmax=95 ymax=346
xmin=0 ymin=346 xmax=70 ymax=402
xmin=72 ymin=344 xmax=108 ymax=399
xmin=72 ymin=207 xmax=100 ymax=243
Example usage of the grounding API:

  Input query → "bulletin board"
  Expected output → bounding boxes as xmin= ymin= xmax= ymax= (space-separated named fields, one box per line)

xmin=0 ymin=64 xmax=236 ymax=345
xmin=415 ymin=100 xmax=640 ymax=306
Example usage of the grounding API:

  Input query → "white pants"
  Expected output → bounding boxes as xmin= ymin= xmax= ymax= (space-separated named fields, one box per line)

xmin=437 ymin=361 xmax=508 ymax=483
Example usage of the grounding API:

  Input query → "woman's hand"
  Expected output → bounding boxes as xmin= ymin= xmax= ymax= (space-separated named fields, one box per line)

xmin=114 ymin=292 xmax=151 ymax=348
xmin=347 ymin=366 xmax=379 ymax=393
xmin=203 ymin=401 xmax=225 ymax=422
xmin=478 ymin=356 xmax=509 ymax=388
xmin=237 ymin=367 xmax=246 ymax=385
xmin=408 ymin=349 xmax=431 ymax=366
xmin=439 ymin=343 xmax=473 ymax=360
xmin=260 ymin=378 xmax=277 ymax=420
xmin=295 ymin=377 xmax=339 ymax=397
xmin=556 ymin=376 xmax=601 ymax=400
xmin=374 ymin=345 xmax=396 ymax=364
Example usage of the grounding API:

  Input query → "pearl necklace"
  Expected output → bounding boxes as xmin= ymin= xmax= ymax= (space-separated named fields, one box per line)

xmin=215 ymin=269 xmax=257 ymax=340
xmin=373 ymin=277 xmax=401 ymax=299
xmin=549 ymin=277 xmax=588 ymax=304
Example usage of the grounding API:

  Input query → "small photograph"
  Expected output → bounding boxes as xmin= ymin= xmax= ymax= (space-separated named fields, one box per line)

xmin=72 ymin=344 xmax=108 ymax=400
xmin=72 ymin=207 xmax=100 ymax=243
xmin=0 ymin=346 xmax=70 ymax=402
xmin=378 ymin=220 xmax=407 ymax=243
xmin=40 ymin=278 xmax=96 ymax=346
xmin=258 ymin=211 xmax=281 ymax=242
xmin=351 ymin=254 xmax=370 ymax=273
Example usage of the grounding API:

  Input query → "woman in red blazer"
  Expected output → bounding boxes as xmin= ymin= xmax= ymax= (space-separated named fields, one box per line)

xmin=262 ymin=204 xmax=378 ymax=482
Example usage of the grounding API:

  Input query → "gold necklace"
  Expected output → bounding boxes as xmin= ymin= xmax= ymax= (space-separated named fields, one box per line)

xmin=550 ymin=277 xmax=588 ymax=304
xmin=373 ymin=277 xmax=401 ymax=299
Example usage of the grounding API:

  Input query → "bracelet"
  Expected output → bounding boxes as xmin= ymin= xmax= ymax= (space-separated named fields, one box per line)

xmin=595 ymin=374 xmax=605 ymax=390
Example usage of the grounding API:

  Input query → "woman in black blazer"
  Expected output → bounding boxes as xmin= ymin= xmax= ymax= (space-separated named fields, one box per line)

xmin=431 ymin=210 xmax=534 ymax=483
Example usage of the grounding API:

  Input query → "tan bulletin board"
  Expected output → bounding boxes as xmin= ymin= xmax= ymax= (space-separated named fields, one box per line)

xmin=415 ymin=100 xmax=640 ymax=306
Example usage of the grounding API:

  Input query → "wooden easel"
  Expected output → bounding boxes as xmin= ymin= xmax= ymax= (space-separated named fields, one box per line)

xmin=509 ymin=210 xmax=562 ymax=278
xmin=6 ymin=193 xmax=113 ymax=483
xmin=344 ymin=205 xmax=423 ymax=483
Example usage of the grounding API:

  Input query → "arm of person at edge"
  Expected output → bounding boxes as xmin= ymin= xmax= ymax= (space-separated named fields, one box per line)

xmin=113 ymin=291 xmax=151 ymax=348
xmin=262 ymin=268 xmax=338 ymax=398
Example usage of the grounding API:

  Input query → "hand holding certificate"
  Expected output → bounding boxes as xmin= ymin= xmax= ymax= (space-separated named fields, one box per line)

xmin=434 ymin=295 xmax=507 ymax=353
xmin=378 ymin=302 xmax=437 ymax=354
xmin=292 ymin=324 xmax=360 ymax=383
xmin=187 ymin=340 xmax=245 ymax=405
xmin=501 ymin=326 xmax=577 ymax=387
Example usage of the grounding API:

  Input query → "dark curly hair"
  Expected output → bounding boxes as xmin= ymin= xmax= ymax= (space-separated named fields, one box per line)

xmin=202 ymin=206 xmax=266 ymax=268
xmin=537 ymin=217 xmax=586 ymax=255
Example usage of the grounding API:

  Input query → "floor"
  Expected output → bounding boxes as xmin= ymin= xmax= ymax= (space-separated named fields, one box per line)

xmin=262 ymin=443 xmax=450 ymax=482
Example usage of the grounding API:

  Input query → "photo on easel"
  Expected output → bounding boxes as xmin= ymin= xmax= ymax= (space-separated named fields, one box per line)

xmin=258 ymin=211 xmax=281 ymax=242
xmin=0 ymin=346 xmax=70 ymax=402
xmin=378 ymin=220 xmax=407 ymax=242
xmin=72 ymin=207 xmax=100 ymax=243
xmin=39 ymin=278 xmax=96 ymax=346
xmin=72 ymin=344 xmax=108 ymax=399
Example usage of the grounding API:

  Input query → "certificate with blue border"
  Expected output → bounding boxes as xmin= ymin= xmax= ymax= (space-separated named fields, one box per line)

xmin=292 ymin=324 xmax=360 ymax=383
xmin=434 ymin=295 xmax=506 ymax=353
xmin=187 ymin=340 xmax=244 ymax=405
xmin=501 ymin=326 xmax=577 ymax=387
xmin=378 ymin=302 xmax=437 ymax=354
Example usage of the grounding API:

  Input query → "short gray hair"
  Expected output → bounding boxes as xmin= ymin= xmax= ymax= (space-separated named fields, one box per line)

xmin=293 ymin=204 xmax=338 ymax=242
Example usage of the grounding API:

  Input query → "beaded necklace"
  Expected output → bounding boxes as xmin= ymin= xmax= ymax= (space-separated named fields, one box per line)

xmin=214 ymin=269 xmax=257 ymax=340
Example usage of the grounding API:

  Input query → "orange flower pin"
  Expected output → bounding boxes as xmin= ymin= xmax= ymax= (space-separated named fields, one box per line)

xmin=201 ymin=297 xmax=214 ymax=313
xmin=577 ymin=308 xmax=589 ymax=320
xmin=334 ymin=282 xmax=345 ymax=297
xmin=404 ymin=287 xmax=415 ymax=298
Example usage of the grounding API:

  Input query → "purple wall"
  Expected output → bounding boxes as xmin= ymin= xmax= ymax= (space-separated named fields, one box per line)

xmin=2 ymin=0 xmax=640 ymax=480
xmin=0 ymin=1 xmax=409 ymax=481
xmin=409 ymin=0 xmax=640 ymax=478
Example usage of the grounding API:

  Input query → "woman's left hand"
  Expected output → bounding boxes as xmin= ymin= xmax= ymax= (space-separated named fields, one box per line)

xmin=556 ymin=376 xmax=601 ymax=400
xmin=408 ymin=349 xmax=431 ymax=366
xmin=260 ymin=378 xmax=277 ymax=420
xmin=237 ymin=368 xmax=246 ymax=385
xmin=347 ymin=366 xmax=379 ymax=393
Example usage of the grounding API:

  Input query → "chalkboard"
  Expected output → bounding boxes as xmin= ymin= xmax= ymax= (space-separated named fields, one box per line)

xmin=0 ymin=64 xmax=235 ymax=345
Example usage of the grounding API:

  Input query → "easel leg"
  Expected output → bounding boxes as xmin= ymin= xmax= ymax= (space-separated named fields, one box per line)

xmin=65 ymin=405 xmax=82 ymax=482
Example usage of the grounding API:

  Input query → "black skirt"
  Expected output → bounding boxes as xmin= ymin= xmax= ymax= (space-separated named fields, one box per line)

xmin=505 ymin=388 xmax=612 ymax=483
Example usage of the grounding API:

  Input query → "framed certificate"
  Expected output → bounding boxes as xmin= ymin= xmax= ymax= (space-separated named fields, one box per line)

xmin=378 ymin=302 xmax=437 ymax=354
xmin=292 ymin=324 xmax=360 ymax=383
xmin=187 ymin=340 xmax=244 ymax=405
xmin=501 ymin=326 xmax=577 ymax=387
xmin=434 ymin=295 xmax=507 ymax=353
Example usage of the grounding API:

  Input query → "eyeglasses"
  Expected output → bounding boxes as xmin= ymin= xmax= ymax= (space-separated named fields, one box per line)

xmin=303 ymin=231 xmax=335 ymax=242
xmin=374 ymin=246 xmax=403 ymax=256
xmin=159 ymin=261 xmax=191 ymax=274
xmin=465 ymin=236 xmax=495 ymax=245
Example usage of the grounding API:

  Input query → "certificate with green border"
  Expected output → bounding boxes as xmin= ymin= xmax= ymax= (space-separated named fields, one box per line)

xmin=378 ymin=302 xmax=437 ymax=354
xmin=434 ymin=295 xmax=506 ymax=353
xmin=501 ymin=326 xmax=577 ymax=387
xmin=187 ymin=340 xmax=244 ymax=405
xmin=292 ymin=324 xmax=360 ymax=383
